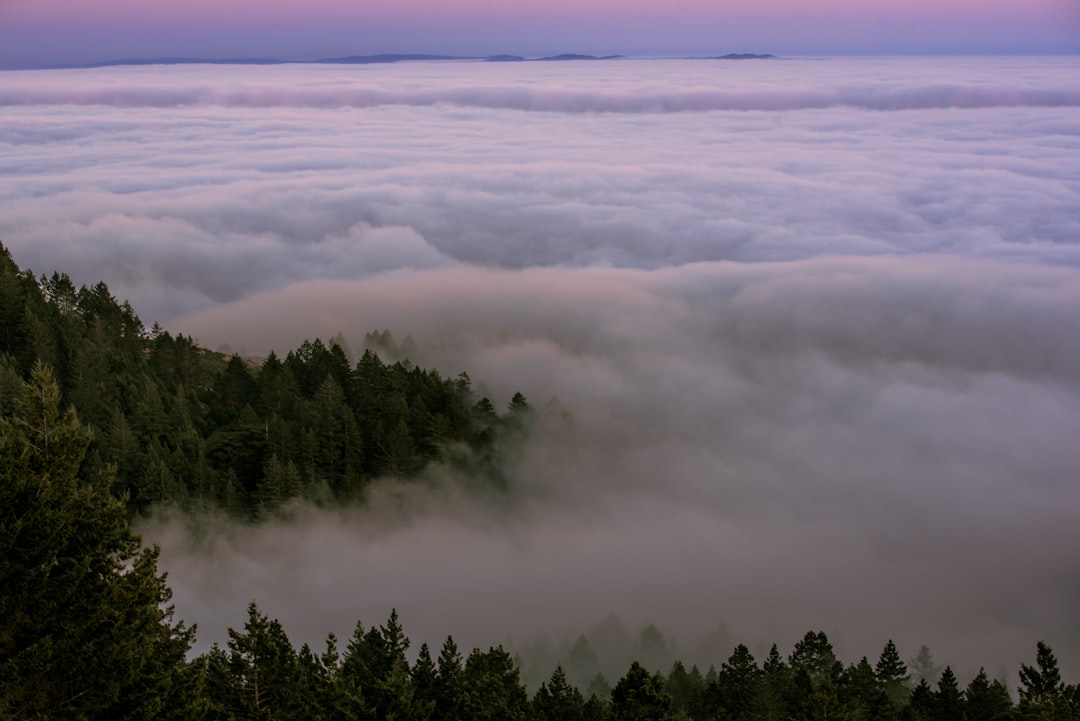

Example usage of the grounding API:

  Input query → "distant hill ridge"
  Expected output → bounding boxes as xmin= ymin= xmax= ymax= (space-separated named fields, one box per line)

xmin=55 ymin=52 xmax=774 ymax=70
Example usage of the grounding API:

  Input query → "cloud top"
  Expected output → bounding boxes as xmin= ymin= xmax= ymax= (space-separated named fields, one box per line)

xmin=5 ymin=81 xmax=1080 ymax=113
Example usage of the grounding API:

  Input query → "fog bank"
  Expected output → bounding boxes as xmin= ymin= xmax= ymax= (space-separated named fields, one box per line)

xmin=2 ymin=56 xmax=1077 ymax=679
xmin=2 ymin=58 xmax=1078 ymax=323
xmin=149 ymin=256 xmax=1080 ymax=678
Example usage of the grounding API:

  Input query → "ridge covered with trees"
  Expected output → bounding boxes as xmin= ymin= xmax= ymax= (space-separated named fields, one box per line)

xmin=2 ymin=242 xmax=1078 ymax=719
xmin=0 ymin=243 xmax=531 ymax=519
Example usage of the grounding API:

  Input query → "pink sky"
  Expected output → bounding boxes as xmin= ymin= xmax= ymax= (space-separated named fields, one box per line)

xmin=2 ymin=0 xmax=1069 ymax=23
xmin=0 ymin=0 xmax=1076 ymax=66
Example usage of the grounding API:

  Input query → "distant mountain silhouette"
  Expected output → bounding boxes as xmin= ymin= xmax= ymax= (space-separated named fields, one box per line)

xmin=314 ymin=53 xmax=461 ymax=64
xmin=79 ymin=57 xmax=286 ymax=68
xmin=536 ymin=53 xmax=624 ymax=61
xmin=44 ymin=52 xmax=772 ymax=70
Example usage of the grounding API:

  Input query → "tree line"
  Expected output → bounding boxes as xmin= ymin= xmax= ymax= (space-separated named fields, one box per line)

xmin=0 ymin=243 xmax=531 ymax=520
xmin=2 ymin=242 xmax=1077 ymax=719
xmin=0 ymin=367 xmax=1074 ymax=720
xmin=192 ymin=606 xmax=1078 ymax=721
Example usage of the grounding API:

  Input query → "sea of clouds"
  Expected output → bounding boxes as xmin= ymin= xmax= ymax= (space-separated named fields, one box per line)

xmin=2 ymin=56 xmax=1079 ymax=677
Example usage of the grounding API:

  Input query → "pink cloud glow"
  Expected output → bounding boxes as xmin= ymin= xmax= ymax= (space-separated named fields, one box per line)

xmin=3 ymin=0 xmax=1072 ymax=25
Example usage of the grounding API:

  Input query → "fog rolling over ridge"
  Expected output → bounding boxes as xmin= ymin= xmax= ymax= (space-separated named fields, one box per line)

xmin=2 ymin=56 xmax=1079 ymax=678
xmin=159 ymin=258 xmax=1080 ymax=676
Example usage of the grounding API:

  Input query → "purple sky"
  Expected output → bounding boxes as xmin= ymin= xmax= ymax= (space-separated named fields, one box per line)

xmin=1 ymin=0 xmax=1077 ymax=67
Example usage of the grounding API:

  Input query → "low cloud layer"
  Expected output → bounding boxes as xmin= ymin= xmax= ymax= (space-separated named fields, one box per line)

xmin=155 ymin=257 xmax=1080 ymax=677
xmin=2 ymin=59 xmax=1079 ymax=322
xmin=4 ymin=75 xmax=1080 ymax=112
xmin=2 ymin=57 xmax=1078 ymax=678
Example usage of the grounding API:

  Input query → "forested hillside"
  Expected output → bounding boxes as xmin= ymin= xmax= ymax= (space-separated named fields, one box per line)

xmin=3 ymin=241 xmax=1079 ymax=719
xmin=0 ymin=243 xmax=530 ymax=519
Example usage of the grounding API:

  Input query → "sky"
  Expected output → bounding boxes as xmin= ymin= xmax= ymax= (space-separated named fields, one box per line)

xmin=0 ymin=0 xmax=1078 ymax=67
xmin=2 ymin=56 xmax=1078 ymax=679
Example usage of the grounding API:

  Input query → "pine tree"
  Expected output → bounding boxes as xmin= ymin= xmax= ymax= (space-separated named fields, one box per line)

xmin=565 ymin=635 xmax=602 ymax=692
xmin=909 ymin=645 xmax=941 ymax=687
xmin=461 ymin=646 xmax=528 ymax=721
xmin=802 ymin=673 xmax=846 ymax=721
xmin=875 ymin=639 xmax=910 ymax=709
xmin=296 ymin=643 xmax=332 ymax=721
xmin=666 ymin=660 xmax=705 ymax=720
xmin=0 ymin=245 xmax=38 ymax=371
xmin=965 ymin=668 xmax=1014 ymax=721
xmin=611 ymin=661 xmax=670 ymax=721
xmin=748 ymin=644 xmax=791 ymax=721
xmin=433 ymin=636 xmax=464 ymax=721
xmin=789 ymin=631 xmax=839 ymax=688
xmin=633 ymin=624 xmax=672 ymax=675
xmin=909 ymin=679 xmax=935 ymax=721
xmin=839 ymin=657 xmax=888 ymax=721
xmin=932 ymin=666 xmax=964 ymax=721
xmin=1018 ymin=642 xmax=1070 ymax=721
xmin=226 ymin=602 xmax=302 ymax=718
xmin=533 ymin=666 xmax=586 ymax=721
xmin=705 ymin=643 xmax=761 ymax=720
xmin=411 ymin=643 xmax=438 ymax=721
xmin=0 ymin=362 xmax=194 ymax=719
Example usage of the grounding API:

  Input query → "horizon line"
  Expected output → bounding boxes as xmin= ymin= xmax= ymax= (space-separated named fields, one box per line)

xmin=4 ymin=50 xmax=1079 ymax=72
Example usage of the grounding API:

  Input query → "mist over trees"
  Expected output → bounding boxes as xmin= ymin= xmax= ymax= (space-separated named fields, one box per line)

xmin=3 ymin=243 xmax=1080 ymax=718
xmin=0 ymin=242 xmax=531 ymax=520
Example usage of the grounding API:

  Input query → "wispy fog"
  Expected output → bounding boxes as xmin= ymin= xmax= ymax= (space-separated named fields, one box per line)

xmin=2 ymin=57 xmax=1079 ymax=677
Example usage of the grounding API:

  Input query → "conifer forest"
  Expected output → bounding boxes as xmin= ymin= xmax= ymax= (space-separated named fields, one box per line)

xmin=3 ymin=242 xmax=1079 ymax=719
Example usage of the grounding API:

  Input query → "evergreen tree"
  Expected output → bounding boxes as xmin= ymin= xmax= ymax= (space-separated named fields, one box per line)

xmin=800 ymin=673 xmax=846 ymax=721
xmin=789 ymin=631 xmax=840 ymax=689
xmin=200 ymin=643 xmax=239 ymax=720
xmin=411 ymin=643 xmax=438 ymax=721
xmin=461 ymin=646 xmax=529 ymax=721
xmin=587 ymin=673 xmax=613 ymax=705
xmin=0 ymin=363 xmax=194 ymax=719
xmin=296 ymin=643 xmax=332 ymax=721
xmin=909 ymin=646 xmax=941 ymax=687
xmin=0 ymin=246 xmax=39 ymax=371
xmin=565 ymin=635 xmax=602 ymax=693
xmin=225 ymin=602 xmax=302 ymax=719
xmin=931 ymin=666 xmax=964 ymax=721
xmin=317 ymin=632 xmax=373 ymax=721
xmin=705 ymin=643 xmax=761 ymax=720
xmin=665 ymin=660 xmax=704 ymax=720
xmin=610 ymin=661 xmax=670 ymax=721
xmin=433 ymin=636 xmax=464 ymax=721
xmin=310 ymin=374 xmax=363 ymax=492
xmin=533 ymin=666 xmax=586 ymax=721
xmin=366 ymin=609 xmax=412 ymax=721
xmin=257 ymin=453 xmax=303 ymax=517
xmin=632 ymin=625 xmax=672 ymax=676
xmin=1018 ymin=642 xmax=1071 ymax=721
xmin=748 ymin=644 xmax=792 ymax=721
xmin=965 ymin=668 xmax=1014 ymax=721
xmin=909 ymin=679 xmax=935 ymax=721
xmin=839 ymin=657 xmax=888 ymax=721
xmin=875 ymin=639 xmax=911 ymax=709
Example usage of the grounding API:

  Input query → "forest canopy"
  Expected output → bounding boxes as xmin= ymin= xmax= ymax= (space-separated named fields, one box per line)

xmin=2 ymin=241 xmax=1078 ymax=719
xmin=0 ymin=242 xmax=532 ymax=519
